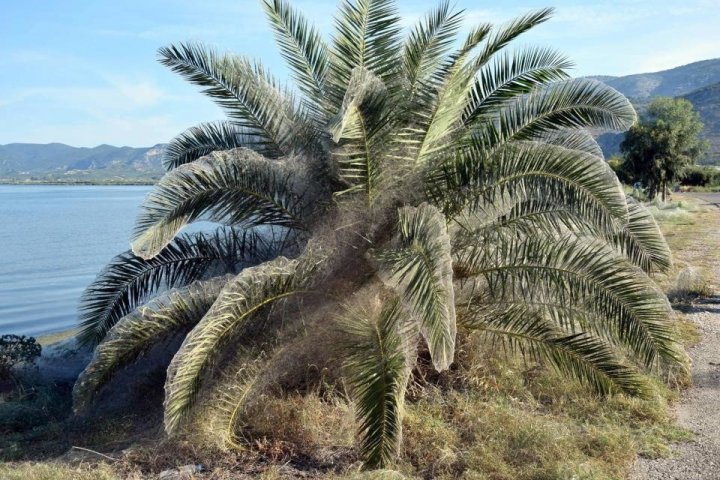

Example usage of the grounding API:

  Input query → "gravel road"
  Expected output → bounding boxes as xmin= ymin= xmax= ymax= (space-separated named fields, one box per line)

xmin=630 ymin=195 xmax=720 ymax=479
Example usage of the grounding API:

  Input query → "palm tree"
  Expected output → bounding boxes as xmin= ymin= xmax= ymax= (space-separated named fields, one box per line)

xmin=73 ymin=0 xmax=682 ymax=469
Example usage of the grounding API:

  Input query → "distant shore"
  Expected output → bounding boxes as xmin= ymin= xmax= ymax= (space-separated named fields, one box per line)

xmin=0 ymin=179 xmax=156 ymax=186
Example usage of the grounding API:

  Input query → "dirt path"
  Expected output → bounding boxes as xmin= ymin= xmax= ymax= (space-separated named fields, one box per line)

xmin=630 ymin=195 xmax=720 ymax=479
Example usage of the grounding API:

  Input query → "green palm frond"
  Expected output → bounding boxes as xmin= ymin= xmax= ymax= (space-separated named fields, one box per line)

xmin=461 ymin=303 xmax=649 ymax=397
xmin=158 ymin=43 xmax=315 ymax=155
xmin=162 ymin=121 xmax=269 ymax=171
xmin=463 ymin=46 xmax=572 ymax=125
xmin=377 ymin=204 xmax=455 ymax=371
xmin=328 ymin=0 xmax=401 ymax=108
xmin=436 ymin=142 xmax=627 ymax=229
xmin=330 ymin=67 xmax=390 ymax=203
xmin=613 ymin=198 xmax=672 ymax=273
xmin=470 ymin=8 xmax=555 ymax=71
xmin=455 ymin=235 xmax=679 ymax=369
xmin=402 ymin=1 xmax=463 ymax=94
xmin=73 ymin=275 xmax=231 ymax=413
xmin=341 ymin=296 xmax=412 ymax=468
xmin=262 ymin=0 xmax=328 ymax=112
xmin=163 ymin=255 xmax=319 ymax=434
xmin=531 ymin=128 xmax=604 ymax=158
xmin=131 ymin=148 xmax=314 ymax=260
xmin=78 ymin=228 xmax=279 ymax=346
xmin=469 ymin=78 xmax=636 ymax=145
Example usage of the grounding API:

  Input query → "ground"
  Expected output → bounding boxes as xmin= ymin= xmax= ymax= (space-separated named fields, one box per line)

xmin=630 ymin=193 xmax=720 ymax=480
xmin=1 ymin=194 xmax=719 ymax=479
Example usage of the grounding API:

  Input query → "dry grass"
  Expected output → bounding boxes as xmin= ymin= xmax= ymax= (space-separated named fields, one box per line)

xmin=3 ymin=194 xmax=716 ymax=479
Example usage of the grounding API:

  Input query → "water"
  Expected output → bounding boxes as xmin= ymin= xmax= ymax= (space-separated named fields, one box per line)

xmin=0 ymin=185 xmax=152 ymax=336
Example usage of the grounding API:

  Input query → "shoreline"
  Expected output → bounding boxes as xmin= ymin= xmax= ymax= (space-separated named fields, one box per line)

xmin=36 ymin=328 xmax=78 ymax=347
xmin=0 ymin=180 xmax=156 ymax=186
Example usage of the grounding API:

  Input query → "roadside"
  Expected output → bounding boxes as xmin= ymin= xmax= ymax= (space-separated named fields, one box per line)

xmin=630 ymin=193 xmax=720 ymax=479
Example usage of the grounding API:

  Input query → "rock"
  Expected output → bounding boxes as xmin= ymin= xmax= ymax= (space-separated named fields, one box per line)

xmin=157 ymin=464 xmax=203 ymax=479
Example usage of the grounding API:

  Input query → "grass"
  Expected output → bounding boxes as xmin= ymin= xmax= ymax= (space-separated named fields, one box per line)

xmin=2 ymin=193 xmax=716 ymax=479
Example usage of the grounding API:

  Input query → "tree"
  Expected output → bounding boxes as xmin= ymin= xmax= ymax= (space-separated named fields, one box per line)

xmin=620 ymin=97 xmax=708 ymax=200
xmin=74 ymin=0 xmax=682 ymax=469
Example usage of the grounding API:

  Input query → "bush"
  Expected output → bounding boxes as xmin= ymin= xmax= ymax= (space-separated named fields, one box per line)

xmin=681 ymin=165 xmax=720 ymax=186
xmin=0 ymin=335 xmax=41 ymax=380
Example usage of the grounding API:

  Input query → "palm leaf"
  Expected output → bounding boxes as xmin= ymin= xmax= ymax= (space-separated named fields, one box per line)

xmin=435 ymin=142 xmax=628 ymax=229
xmin=163 ymin=255 xmax=320 ymax=433
xmin=73 ymin=275 xmax=231 ymax=413
xmin=402 ymin=1 xmax=463 ymax=94
xmin=613 ymin=198 xmax=672 ymax=273
xmin=531 ymin=128 xmax=604 ymax=158
xmin=341 ymin=296 xmax=411 ymax=468
xmin=78 ymin=228 xmax=279 ymax=346
xmin=329 ymin=67 xmax=390 ymax=203
xmin=262 ymin=0 xmax=329 ymax=112
xmin=163 ymin=121 xmax=269 ymax=171
xmin=131 ymin=148 xmax=313 ymax=260
xmin=377 ymin=203 xmax=455 ymax=371
xmin=158 ymin=43 xmax=316 ymax=155
xmin=461 ymin=303 xmax=648 ymax=397
xmin=463 ymin=46 xmax=572 ymax=125
xmin=468 ymin=78 xmax=636 ymax=145
xmin=328 ymin=0 xmax=401 ymax=109
xmin=455 ymin=234 xmax=680 ymax=369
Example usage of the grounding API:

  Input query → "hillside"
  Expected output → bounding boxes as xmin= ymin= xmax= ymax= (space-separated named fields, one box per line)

xmin=0 ymin=143 xmax=166 ymax=183
xmin=591 ymin=58 xmax=720 ymax=100
xmin=683 ymin=83 xmax=720 ymax=164
xmin=592 ymin=58 xmax=720 ymax=163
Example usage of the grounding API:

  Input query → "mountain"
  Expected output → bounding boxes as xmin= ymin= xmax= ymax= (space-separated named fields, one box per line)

xmin=683 ymin=82 xmax=720 ymax=164
xmin=0 ymin=143 xmax=166 ymax=183
xmin=590 ymin=58 xmax=720 ymax=100
xmin=591 ymin=58 xmax=720 ymax=164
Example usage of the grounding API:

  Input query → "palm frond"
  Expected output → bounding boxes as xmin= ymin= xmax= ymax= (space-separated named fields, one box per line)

xmin=262 ymin=0 xmax=329 ymax=111
xmin=402 ymin=1 xmax=463 ymax=94
xmin=531 ymin=128 xmax=604 ymax=158
xmin=341 ymin=296 xmax=411 ymax=468
xmin=377 ymin=204 xmax=455 ymax=371
xmin=461 ymin=303 xmax=649 ymax=397
xmin=79 ymin=227 xmax=282 ymax=346
xmin=73 ymin=275 xmax=231 ymax=413
xmin=158 ymin=43 xmax=316 ymax=155
xmin=328 ymin=0 xmax=401 ymax=108
xmin=463 ymin=46 xmax=573 ymax=126
xmin=131 ymin=148 xmax=314 ymax=260
xmin=163 ymin=255 xmax=320 ymax=434
xmin=469 ymin=78 xmax=636 ymax=144
xmin=613 ymin=198 xmax=672 ymax=273
xmin=466 ymin=8 xmax=555 ymax=73
xmin=435 ymin=142 xmax=627 ymax=229
xmin=455 ymin=235 xmax=680 ymax=369
xmin=329 ymin=67 xmax=390 ymax=203
xmin=162 ymin=121 xmax=269 ymax=171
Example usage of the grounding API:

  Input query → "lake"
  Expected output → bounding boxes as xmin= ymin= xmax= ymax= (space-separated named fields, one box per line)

xmin=0 ymin=185 xmax=152 ymax=336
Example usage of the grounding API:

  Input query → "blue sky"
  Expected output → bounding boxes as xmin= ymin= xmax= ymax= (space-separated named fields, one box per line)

xmin=1 ymin=0 xmax=718 ymax=147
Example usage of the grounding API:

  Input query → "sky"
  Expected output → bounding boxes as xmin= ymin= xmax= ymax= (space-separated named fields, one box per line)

xmin=1 ymin=0 xmax=719 ymax=148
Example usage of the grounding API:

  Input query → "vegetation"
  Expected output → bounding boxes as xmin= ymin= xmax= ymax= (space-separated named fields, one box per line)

xmin=619 ymin=97 xmax=708 ymax=200
xmin=681 ymin=164 xmax=720 ymax=189
xmin=73 ymin=0 xmax=685 ymax=472
xmin=0 ymin=335 xmax=41 ymax=382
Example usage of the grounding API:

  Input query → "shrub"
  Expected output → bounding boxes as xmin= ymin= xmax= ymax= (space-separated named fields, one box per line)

xmin=681 ymin=165 xmax=720 ymax=186
xmin=0 ymin=335 xmax=41 ymax=381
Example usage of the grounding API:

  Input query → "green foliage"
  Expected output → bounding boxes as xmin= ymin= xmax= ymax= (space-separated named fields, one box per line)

xmin=681 ymin=165 xmax=720 ymax=186
xmin=620 ymin=97 xmax=709 ymax=200
xmin=0 ymin=335 xmax=41 ymax=379
xmin=74 ymin=0 xmax=683 ymax=471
